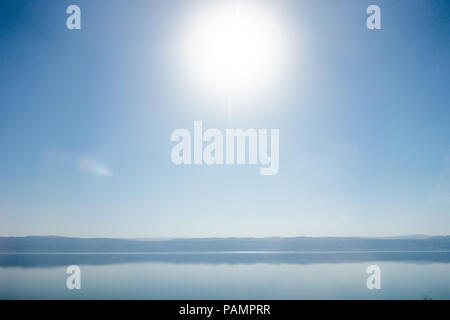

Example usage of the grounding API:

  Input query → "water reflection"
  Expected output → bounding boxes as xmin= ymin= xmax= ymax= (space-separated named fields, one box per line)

xmin=1 ymin=251 xmax=449 ymax=268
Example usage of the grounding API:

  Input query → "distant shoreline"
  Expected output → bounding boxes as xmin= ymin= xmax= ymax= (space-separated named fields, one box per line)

xmin=1 ymin=236 xmax=449 ymax=253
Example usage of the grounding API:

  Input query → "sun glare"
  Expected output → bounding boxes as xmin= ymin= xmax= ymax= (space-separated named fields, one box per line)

xmin=177 ymin=1 xmax=291 ymax=102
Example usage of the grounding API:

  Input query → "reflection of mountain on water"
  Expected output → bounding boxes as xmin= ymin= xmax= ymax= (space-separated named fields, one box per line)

xmin=1 ymin=236 xmax=450 ymax=252
xmin=1 ymin=251 xmax=450 ymax=268
xmin=1 ymin=236 xmax=450 ymax=268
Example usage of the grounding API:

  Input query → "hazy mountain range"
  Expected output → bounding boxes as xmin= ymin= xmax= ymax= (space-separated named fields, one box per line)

xmin=0 ymin=235 xmax=449 ymax=253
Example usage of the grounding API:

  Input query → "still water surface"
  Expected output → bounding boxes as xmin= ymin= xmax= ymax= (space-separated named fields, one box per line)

xmin=0 ymin=252 xmax=449 ymax=299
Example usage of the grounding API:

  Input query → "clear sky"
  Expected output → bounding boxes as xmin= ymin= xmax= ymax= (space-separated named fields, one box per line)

xmin=0 ymin=0 xmax=449 ymax=237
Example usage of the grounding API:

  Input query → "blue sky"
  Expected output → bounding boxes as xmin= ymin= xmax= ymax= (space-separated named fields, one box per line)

xmin=0 ymin=0 xmax=449 ymax=237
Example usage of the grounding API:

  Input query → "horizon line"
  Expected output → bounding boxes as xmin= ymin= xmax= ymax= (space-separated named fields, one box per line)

xmin=1 ymin=234 xmax=448 ymax=240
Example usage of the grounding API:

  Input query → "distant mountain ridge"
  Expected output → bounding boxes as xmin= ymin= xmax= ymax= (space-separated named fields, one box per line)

xmin=0 ymin=235 xmax=449 ymax=253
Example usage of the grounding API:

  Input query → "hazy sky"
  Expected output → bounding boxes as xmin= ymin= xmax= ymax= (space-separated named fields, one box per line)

xmin=0 ymin=0 xmax=449 ymax=237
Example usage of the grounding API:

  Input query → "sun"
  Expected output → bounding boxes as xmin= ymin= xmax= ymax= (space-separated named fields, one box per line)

xmin=176 ymin=1 xmax=291 ymax=102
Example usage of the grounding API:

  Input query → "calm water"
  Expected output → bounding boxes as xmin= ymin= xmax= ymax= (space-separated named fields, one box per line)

xmin=0 ymin=252 xmax=449 ymax=299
